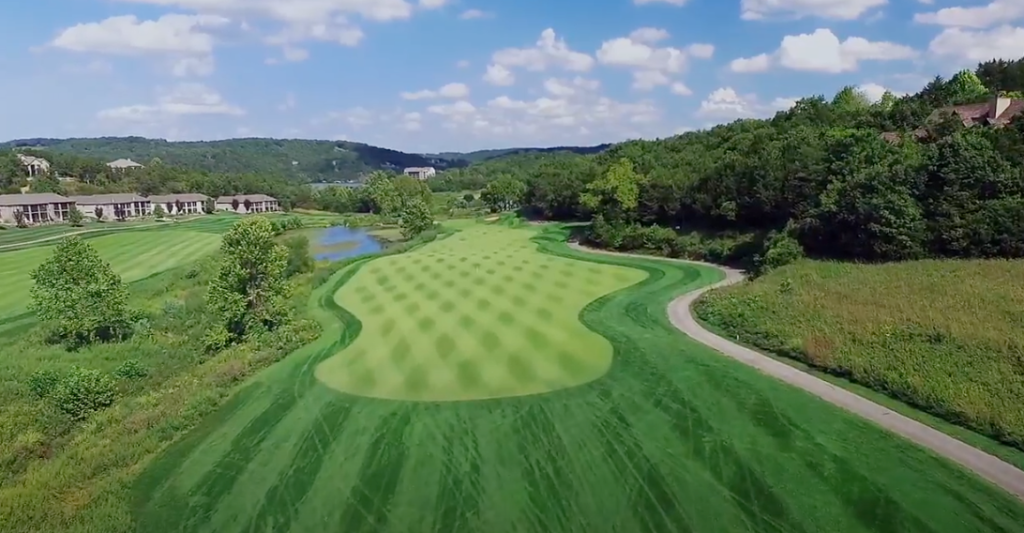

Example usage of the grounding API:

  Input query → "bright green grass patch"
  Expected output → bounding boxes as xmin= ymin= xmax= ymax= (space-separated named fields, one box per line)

xmin=130 ymin=222 xmax=1024 ymax=533
xmin=0 ymin=230 xmax=221 ymax=321
xmin=317 ymin=225 xmax=645 ymax=401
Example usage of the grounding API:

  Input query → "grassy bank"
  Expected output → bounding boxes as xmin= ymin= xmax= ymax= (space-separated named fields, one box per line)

xmin=693 ymin=258 xmax=1024 ymax=456
xmin=127 ymin=223 xmax=1024 ymax=533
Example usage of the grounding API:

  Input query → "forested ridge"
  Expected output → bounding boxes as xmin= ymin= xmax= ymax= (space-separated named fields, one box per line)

xmin=0 ymin=137 xmax=471 ymax=181
xmin=425 ymin=57 xmax=1024 ymax=271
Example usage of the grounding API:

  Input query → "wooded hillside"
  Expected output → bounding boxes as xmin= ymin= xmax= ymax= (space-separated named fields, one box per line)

xmin=425 ymin=57 xmax=1024 ymax=270
xmin=0 ymin=137 xmax=470 ymax=181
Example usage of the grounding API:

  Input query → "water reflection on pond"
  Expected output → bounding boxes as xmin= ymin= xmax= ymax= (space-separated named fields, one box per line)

xmin=314 ymin=226 xmax=383 ymax=261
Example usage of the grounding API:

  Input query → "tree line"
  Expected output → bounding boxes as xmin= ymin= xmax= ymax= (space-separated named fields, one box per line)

xmin=0 ymin=137 xmax=469 ymax=182
xmin=435 ymin=57 xmax=1024 ymax=271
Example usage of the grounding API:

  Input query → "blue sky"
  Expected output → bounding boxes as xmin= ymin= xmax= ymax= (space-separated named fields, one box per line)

xmin=0 ymin=0 xmax=1021 ymax=153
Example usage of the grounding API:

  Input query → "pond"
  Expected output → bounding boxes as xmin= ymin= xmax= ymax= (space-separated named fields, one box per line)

xmin=313 ymin=226 xmax=383 ymax=261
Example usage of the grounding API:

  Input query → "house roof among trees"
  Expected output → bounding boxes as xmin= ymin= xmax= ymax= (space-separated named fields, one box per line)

xmin=0 ymin=193 xmax=69 ymax=206
xmin=67 ymin=193 xmax=149 ymax=204
xmin=216 ymin=194 xmax=278 ymax=203
xmin=107 ymin=158 xmax=144 ymax=168
xmin=148 ymin=193 xmax=210 ymax=203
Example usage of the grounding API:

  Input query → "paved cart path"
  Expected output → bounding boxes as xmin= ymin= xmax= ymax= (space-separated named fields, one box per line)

xmin=568 ymin=242 xmax=1024 ymax=503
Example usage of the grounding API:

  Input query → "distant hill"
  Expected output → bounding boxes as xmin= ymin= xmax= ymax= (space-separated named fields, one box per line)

xmin=0 ymin=137 xmax=470 ymax=181
xmin=424 ymin=144 xmax=612 ymax=164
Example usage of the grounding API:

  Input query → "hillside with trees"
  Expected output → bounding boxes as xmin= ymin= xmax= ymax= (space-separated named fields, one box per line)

xmin=0 ymin=137 xmax=470 ymax=182
xmin=419 ymin=57 xmax=1024 ymax=272
xmin=423 ymin=143 xmax=612 ymax=164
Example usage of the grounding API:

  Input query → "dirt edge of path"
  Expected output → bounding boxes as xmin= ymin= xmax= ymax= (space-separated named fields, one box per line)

xmin=567 ymin=242 xmax=1024 ymax=503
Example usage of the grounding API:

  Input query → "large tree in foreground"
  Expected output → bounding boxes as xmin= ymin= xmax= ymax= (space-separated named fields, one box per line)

xmin=205 ymin=217 xmax=290 ymax=350
xmin=30 ymin=236 xmax=132 ymax=348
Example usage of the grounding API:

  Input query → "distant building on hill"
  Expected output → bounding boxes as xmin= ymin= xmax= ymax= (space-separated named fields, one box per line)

xmin=107 ymin=158 xmax=145 ymax=171
xmin=883 ymin=94 xmax=1024 ymax=143
xmin=403 ymin=166 xmax=436 ymax=180
xmin=69 ymin=193 xmax=151 ymax=220
xmin=16 ymin=154 xmax=50 ymax=177
xmin=0 ymin=193 xmax=73 ymax=225
xmin=215 ymin=194 xmax=280 ymax=213
xmin=148 ymin=193 xmax=210 ymax=215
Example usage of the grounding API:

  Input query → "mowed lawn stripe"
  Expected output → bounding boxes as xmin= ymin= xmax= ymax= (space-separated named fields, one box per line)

xmin=317 ymin=225 xmax=645 ymax=401
xmin=132 ymin=222 xmax=1024 ymax=533
xmin=0 ymin=230 xmax=220 ymax=320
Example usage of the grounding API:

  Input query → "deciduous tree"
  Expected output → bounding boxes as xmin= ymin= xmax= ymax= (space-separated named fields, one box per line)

xmin=400 ymin=197 xmax=434 ymax=238
xmin=30 ymin=236 xmax=132 ymax=348
xmin=205 ymin=217 xmax=290 ymax=350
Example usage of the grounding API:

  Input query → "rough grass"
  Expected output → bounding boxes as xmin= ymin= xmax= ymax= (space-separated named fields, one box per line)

xmin=0 ymin=217 xmax=336 ymax=533
xmin=126 ymin=223 xmax=1024 ymax=533
xmin=694 ymin=259 xmax=1024 ymax=455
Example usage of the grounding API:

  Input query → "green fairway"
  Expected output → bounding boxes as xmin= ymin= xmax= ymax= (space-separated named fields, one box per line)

xmin=132 ymin=222 xmax=1024 ymax=533
xmin=0 ymin=229 xmax=221 ymax=321
xmin=317 ymin=225 xmax=645 ymax=400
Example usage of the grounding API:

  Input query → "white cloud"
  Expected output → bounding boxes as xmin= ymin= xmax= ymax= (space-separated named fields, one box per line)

xmin=730 ymin=28 xmax=917 ymax=73
xmin=456 ymin=59 xmax=470 ymax=68
xmin=172 ymin=56 xmax=215 ymax=76
xmin=97 ymin=83 xmax=244 ymax=121
xmin=418 ymin=0 xmax=450 ymax=8
xmin=543 ymin=76 xmax=600 ymax=96
xmin=264 ymin=21 xmax=364 ymax=53
xmin=400 ymin=82 xmax=470 ymax=100
xmin=687 ymin=43 xmax=715 ymax=58
xmin=426 ymin=100 xmax=477 ymax=116
xmin=491 ymin=28 xmax=594 ymax=72
xmin=670 ymin=82 xmax=692 ymax=95
xmin=914 ymin=1 xmax=1024 ymax=28
xmin=459 ymin=9 xmax=491 ymax=19
xmin=697 ymin=87 xmax=794 ymax=120
xmin=597 ymin=37 xmax=687 ymax=72
xmin=629 ymin=27 xmax=670 ymax=43
xmin=856 ymin=83 xmax=907 ymax=102
xmin=928 ymin=25 xmax=1024 ymax=63
xmin=729 ymin=53 xmax=772 ymax=72
xmin=596 ymin=32 xmax=712 ymax=91
xmin=112 ymin=0 xmax=417 ymax=23
xmin=51 ymin=14 xmax=228 ymax=55
xmin=741 ymin=0 xmax=887 ymax=20
xmin=483 ymin=63 xmax=515 ymax=85
xmin=632 ymin=70 xmax=671 ymax=90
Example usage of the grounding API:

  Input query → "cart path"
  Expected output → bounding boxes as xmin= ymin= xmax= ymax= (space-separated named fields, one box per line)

xmin=568 ymin=242 xmax=1024 ymax=503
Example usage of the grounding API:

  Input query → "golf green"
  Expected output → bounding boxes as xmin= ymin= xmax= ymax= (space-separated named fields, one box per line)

xmin=132 ymin=222 xmax=1024 ymax=533
xmin=317 ymin=225 xmax=645 ymax=401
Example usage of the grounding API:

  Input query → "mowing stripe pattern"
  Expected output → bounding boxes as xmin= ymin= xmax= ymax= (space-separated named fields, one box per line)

xmin=131 ymin=223 xmax=1024 ymax=533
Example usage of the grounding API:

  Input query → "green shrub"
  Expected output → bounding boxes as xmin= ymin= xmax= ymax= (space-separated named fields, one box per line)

xmin=282 ymin=235 xmax=314 ymax=277
xmin=51 ymin=367 xmax=116 ymax=420
xmin=113 ymin=359 xmax=148 ymax=380
xmin=27 ymin=369 xmax=62 ymax=398
xmin=758 ymin=230 xmax=805 ymax=274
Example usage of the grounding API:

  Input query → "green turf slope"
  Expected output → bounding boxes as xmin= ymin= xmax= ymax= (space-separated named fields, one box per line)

xmin=132 ymin=222 xmax=1024 ymax=533
xmin=316 ymin=225 xmax=646 ymax=401
xmin=0 ymin=228 xmax=221 ymax=321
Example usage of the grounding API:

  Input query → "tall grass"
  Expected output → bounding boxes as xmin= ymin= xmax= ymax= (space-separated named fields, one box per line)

xmin=0 ymin=234 xmax=331 ymax=533
xmin=694 ymin=258 xmax=1024 ymax=452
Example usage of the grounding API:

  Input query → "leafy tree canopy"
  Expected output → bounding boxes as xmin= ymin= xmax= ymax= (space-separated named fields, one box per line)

xmin=30 ymin=236 xmax=133 ymax=348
